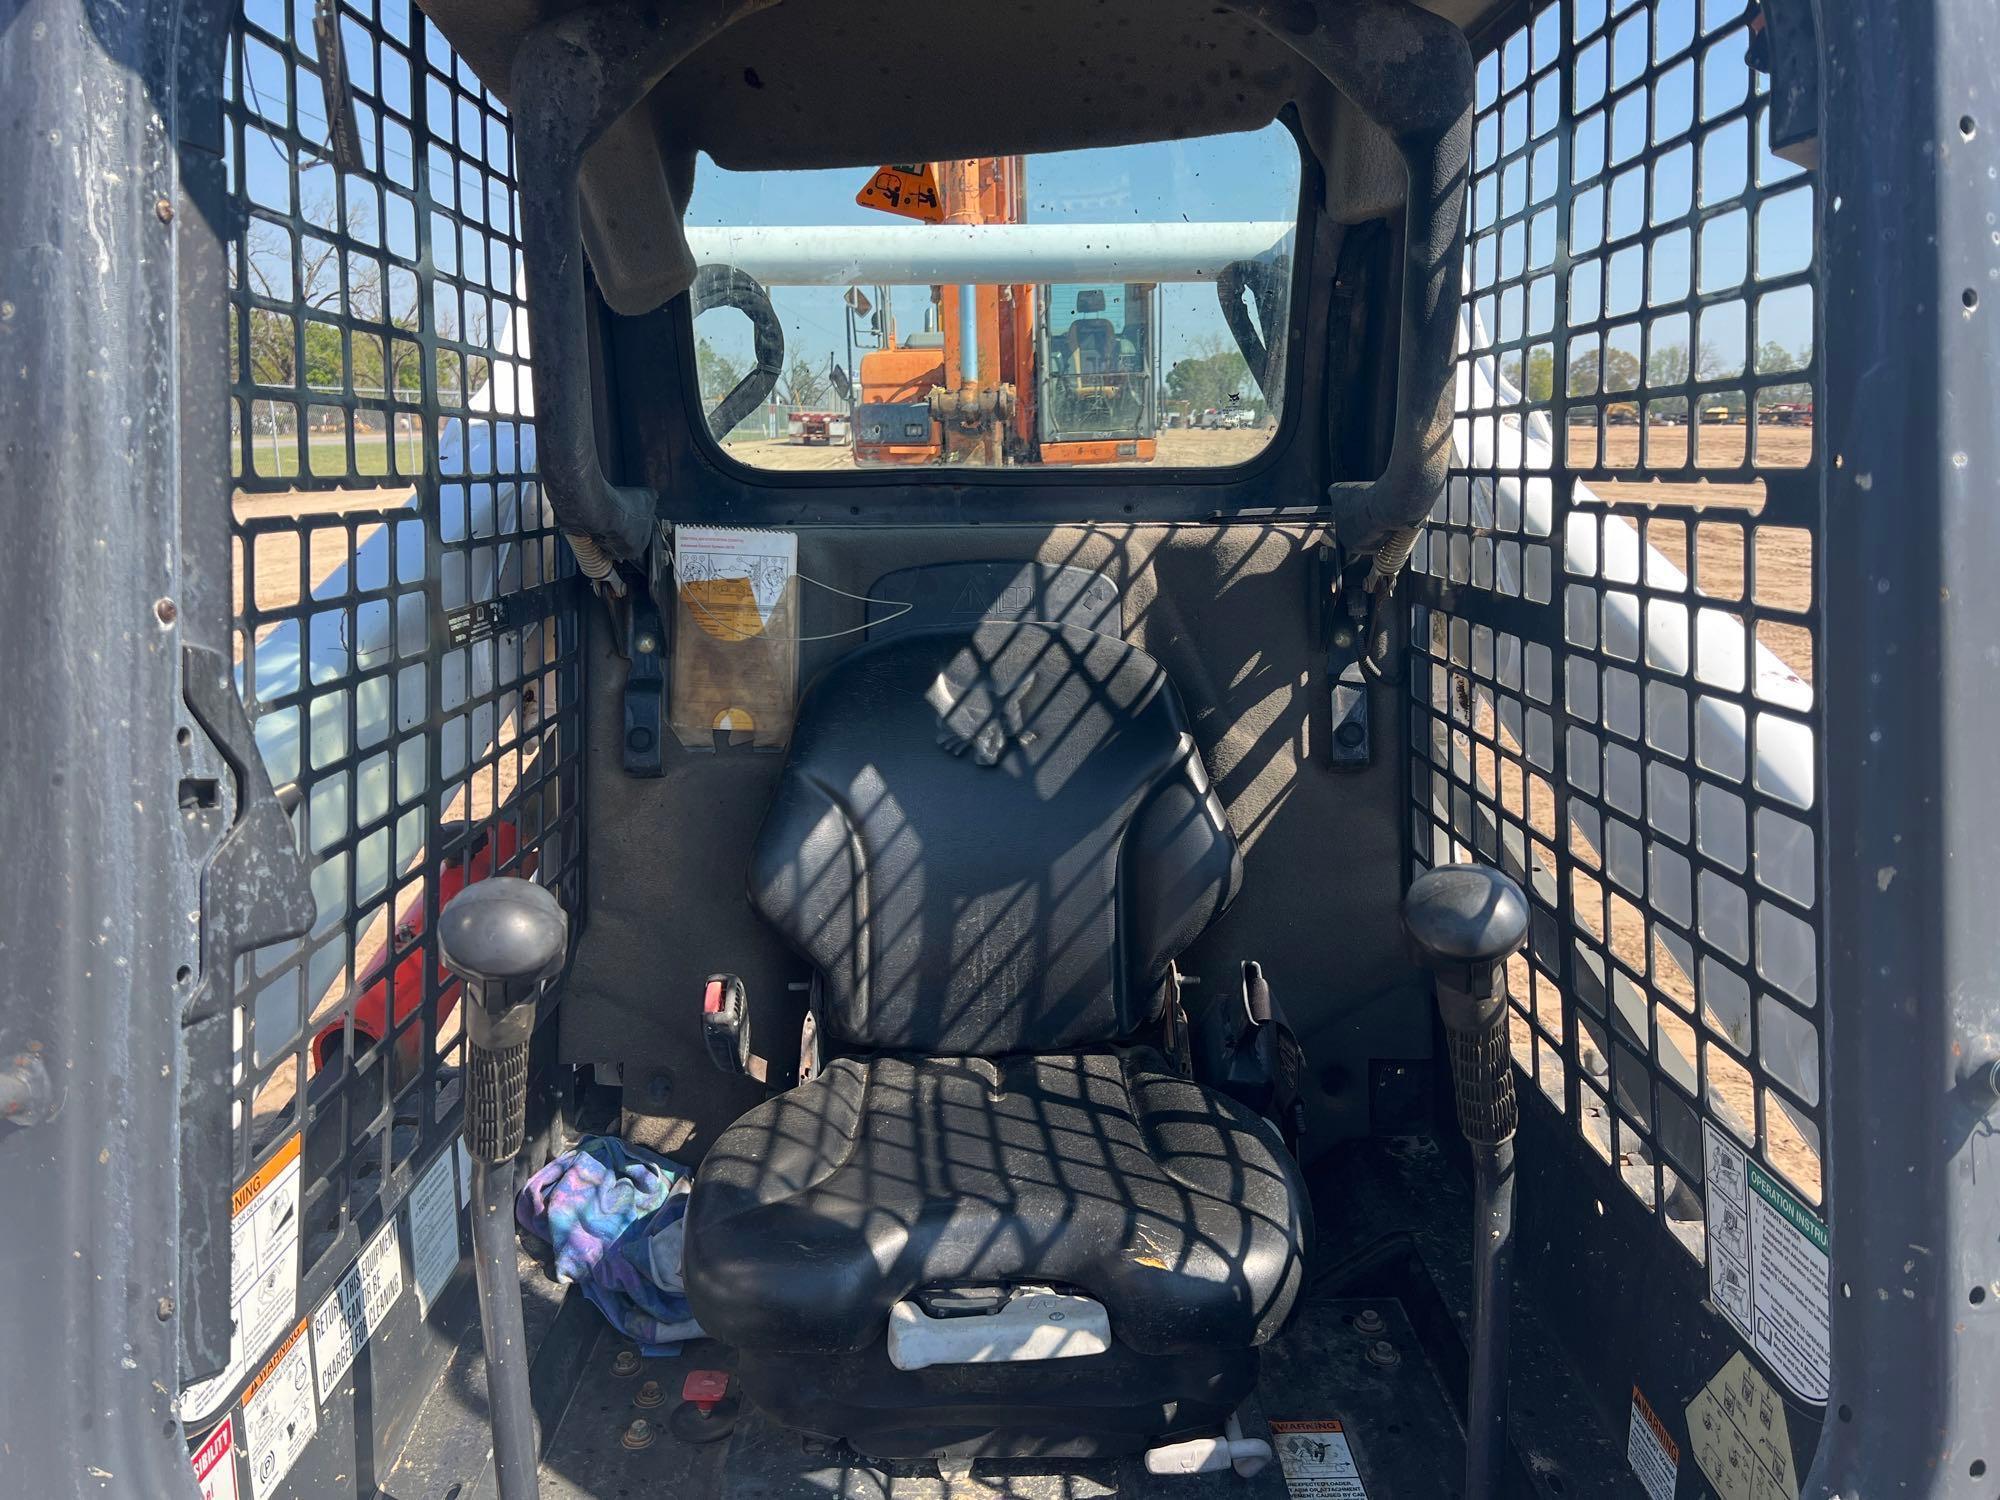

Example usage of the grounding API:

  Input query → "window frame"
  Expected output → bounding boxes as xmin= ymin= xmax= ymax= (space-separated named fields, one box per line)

xmin=662 ymin=111 xmax=1324 ymax=521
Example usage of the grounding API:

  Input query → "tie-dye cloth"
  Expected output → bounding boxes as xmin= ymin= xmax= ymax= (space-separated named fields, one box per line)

xmin=515 ymin=1135 xmax=703 ymax=1354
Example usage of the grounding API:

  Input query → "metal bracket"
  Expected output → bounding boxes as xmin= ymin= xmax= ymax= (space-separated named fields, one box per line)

xmin=622 ymin=593 xmax=667 ymax=776
xmin=1747 ymin=0 xmax=1819 ymax=170
xmin=178 ymin=644 xmax=316 ymax=1380
xmin=1320 ymin=546 xmax=1376 ymax=770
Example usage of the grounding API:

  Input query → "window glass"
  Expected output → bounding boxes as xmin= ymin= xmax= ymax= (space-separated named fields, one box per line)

xmin=683 ymin=124 xmax=1302 ymax=472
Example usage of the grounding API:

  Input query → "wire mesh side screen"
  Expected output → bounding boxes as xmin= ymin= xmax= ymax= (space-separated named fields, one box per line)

xmin=222 ymin=0 xmax=584 ymax=1284
xmin=1408 ymin=0 xmax=1824 ymax=1272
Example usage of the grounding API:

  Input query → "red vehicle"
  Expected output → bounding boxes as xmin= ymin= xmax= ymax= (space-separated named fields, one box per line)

xmin=309 ymin=819 xmax=530 ymax=1075
xmin=786 ymin=409 xmax=850 ymax=444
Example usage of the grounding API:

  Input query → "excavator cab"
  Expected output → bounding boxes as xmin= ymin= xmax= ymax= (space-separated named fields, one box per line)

xmin=4 ymin=1 xmax=1997 ymax=1499
xmin=1038 ymin=284 xmax=1158 ymax=460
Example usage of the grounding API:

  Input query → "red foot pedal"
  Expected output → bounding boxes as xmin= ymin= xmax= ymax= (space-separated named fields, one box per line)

xmin=670 ymin=1369 xmax=741 ymax=1443
xmin=682 ymin=1369 xmax=730 ymax=1413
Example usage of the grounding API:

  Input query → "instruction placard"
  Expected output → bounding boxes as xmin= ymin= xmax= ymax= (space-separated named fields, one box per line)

xmin=1270 ymin=1420 xmax=1370 ymax=1500
xmin=1703 ymin=1121 xmax=1830 ymax=1402
xmin=181 ymin=1134 xmax=304 ymax=1424
xmin=1626 ymin=1386 xmax=1681 ymax=1500
xmin=670 ymin=526 xmax=800 ymax=748
xmin=1685 ymin=1352 xmax=1800 ymax=1500
xmin=191 ymin=1417 xmax=239 ymax=1500
xmin=311 ymin=1219 xmax=404 ymax=1402
xmin=241 ymin=1320 xmax=317 ymax=1500
xmin=407 ymin=1144 xmax=462 ymax=1319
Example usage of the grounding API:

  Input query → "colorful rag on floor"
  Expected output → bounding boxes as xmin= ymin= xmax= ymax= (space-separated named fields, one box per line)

xmin=515 ymin=1135 xmax=703 ymax=1355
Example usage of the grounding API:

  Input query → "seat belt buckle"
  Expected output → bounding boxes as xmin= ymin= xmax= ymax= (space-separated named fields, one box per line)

xmin=701 ymin=974 xmax=752 ymax=1075
xmin=1191 ymin=961 xmax=1307 ymax=1152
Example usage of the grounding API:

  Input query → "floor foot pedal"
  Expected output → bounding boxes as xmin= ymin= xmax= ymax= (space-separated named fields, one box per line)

xmin=669 ymin=1369 xmax=740 ymax=1444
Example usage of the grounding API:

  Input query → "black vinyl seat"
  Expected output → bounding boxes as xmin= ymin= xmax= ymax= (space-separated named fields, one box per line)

xmin=689 ymin=1050 xmax=1302 ymax=1353
xmin=682 ymin=621 xmax=1308 ymax=1458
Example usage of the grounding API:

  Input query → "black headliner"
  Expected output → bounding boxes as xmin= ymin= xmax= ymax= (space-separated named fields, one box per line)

xmin=417 ymin=0 xmax=1499 ymax=313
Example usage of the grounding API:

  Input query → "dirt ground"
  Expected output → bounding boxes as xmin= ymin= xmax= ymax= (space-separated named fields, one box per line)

xmin=1577 ymin=424 xmax=1812 ymax=508
xmin=721 ymin=421 xmax=1811 ymax=489
xmin=719 ymin=425 xmax=1277 ymax=472
xmin=237 ymin=423 xmax=1820 ymax=1199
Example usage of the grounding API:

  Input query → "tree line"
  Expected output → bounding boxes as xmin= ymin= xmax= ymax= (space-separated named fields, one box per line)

xmin=241 ymin=195 xmax=467 ymax=425
xmin=1521 ymin=340 xmax=1810 ymax=416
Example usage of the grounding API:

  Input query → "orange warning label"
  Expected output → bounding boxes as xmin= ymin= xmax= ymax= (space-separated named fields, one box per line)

xmin=1631 ymin=1385 xmax=1680 ymax=1462
xmin=1628 ymin=1383 xmax=1682 ymax=1500
xmin=857 ymin=163 xmax=943 ymax=222
xmin=240 ymin=1319 xmax=309 ymax=1406
xmin=232 ymin=1133 xmax=302 ymax=1218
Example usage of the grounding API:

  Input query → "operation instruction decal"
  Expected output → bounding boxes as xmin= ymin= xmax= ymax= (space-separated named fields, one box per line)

xmin=180 ymin=1134 xmax=303 ymax=1425
xmin=1703 ymin=1121 xmax=1830 ymax=1403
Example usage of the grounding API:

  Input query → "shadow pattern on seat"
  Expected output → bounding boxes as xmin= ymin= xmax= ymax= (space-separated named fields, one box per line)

xmin=686 ymin=1048 xmax=1304 ymax=1355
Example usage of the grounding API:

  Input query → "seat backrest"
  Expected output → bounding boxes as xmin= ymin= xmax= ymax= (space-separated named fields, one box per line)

xmin=748 ymin=621 xmax=1241 ymax=1056
xmin=1067 ymin=317 xmax=1116 ymax=373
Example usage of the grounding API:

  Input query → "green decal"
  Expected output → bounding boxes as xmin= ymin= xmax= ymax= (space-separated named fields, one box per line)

xmin=1748 ymin=1160 xmax=1830 ymax=1253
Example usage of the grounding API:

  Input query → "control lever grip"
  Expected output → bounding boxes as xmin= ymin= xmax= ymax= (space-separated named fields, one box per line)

xmin=1404 ymin=862 xmax=1529 ymax=1146
xmin=466 ymin=1032 xmax=532 ymax=1164
xmin=1445 ymin=1013 xmax=1518 ymax=1148
xmin=438 ymin=877 xmax=566 ymax=1165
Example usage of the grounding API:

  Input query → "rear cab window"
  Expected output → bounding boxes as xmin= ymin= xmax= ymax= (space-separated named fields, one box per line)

xmin=683 ymin=123 xmax=1303 ymax=473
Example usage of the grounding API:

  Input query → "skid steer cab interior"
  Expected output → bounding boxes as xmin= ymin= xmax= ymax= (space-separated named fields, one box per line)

xmin=8 ymin=0 xmax=2000 ymax=1497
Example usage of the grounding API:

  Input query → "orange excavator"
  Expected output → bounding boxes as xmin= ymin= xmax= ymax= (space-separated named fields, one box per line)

xmin=852 ymin=157 xmax=1159 ymax=467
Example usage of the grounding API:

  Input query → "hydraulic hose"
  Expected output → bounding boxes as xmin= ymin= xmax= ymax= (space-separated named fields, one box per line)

xmin=691 ymin=264 xmax=786 ymax=442
xmin=1217 ymin=258 xmax=1293 ymax=401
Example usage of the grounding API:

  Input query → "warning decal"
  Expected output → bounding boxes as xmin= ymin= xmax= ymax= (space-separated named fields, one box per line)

xmin=1703 ymin=1121 xmax=1831 ymax=1403
xmin=856 ymin=163 xmax=944 ymax=222
xmin=1270 ymin=1420 xmax=1370 ymax=1500
xmin=407 ymin=1143 xmax=462 ymax=1319
xmin=311 ymin=1218 xmax=405 ymax=1402
xmin=181 ymin=1133 xmax=304 ymax=1425
xmin=191 ymin=1416 xmax=240 ymax=1500
xmin=241 ymin=1320 xmax=317 ymax=1500
xmin=1685 ymin=1352 xmax=1800 ymax=1500
xmin=1627 ymin=1386 xmax=1681 ymax=1500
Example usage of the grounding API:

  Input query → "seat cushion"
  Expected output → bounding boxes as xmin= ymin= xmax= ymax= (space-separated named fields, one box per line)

xmin=683 ymin=1048 xmax=1307 ymax=1357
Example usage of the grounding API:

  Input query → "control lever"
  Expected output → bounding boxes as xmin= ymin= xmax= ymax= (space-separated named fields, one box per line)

xmin=1404 ymin=863 xmax=1530 ymax=1500
xmin=439 ymin=877 xmax=567 ymax=1500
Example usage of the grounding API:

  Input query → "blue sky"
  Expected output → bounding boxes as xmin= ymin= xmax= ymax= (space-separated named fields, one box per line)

xmin=1468 ymin=0 xmax=1814 ymax=371
xmin=684 ymin=125 xmax=1304 ymax=384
